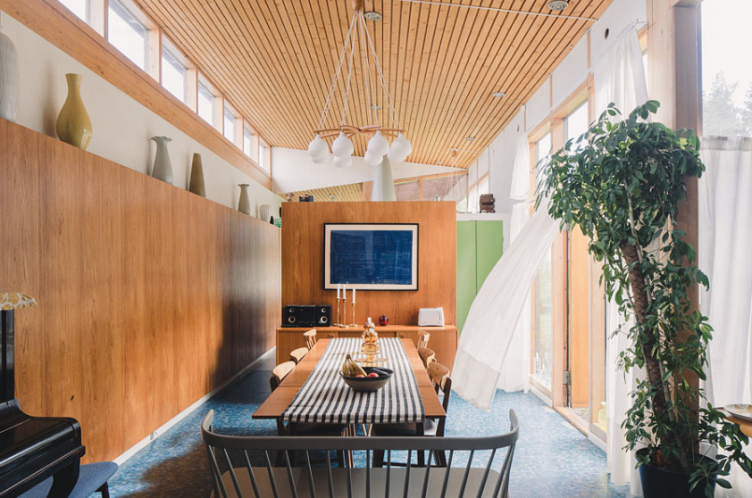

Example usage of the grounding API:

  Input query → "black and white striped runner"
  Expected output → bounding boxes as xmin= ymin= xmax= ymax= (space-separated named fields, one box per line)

xmin=282 ymin=338 xmax=425 ymax=424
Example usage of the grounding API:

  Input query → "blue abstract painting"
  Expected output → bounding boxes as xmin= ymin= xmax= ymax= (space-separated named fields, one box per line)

xmin=329 ymin=228 xmax=416 ymax=287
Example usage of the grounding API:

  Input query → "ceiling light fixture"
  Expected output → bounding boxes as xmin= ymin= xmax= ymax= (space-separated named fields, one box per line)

xmin=548 ymin=1 xmax=569 ymax=11
xmin=466 ymin=137 xmax=476 ymax=141
xmin=491 ymin=91 xmax=506 ymax=98
xmin=364 ymin=11 xmax=382 ymax=21
xmin=308 ymin=0 xmax=411 ymax=167
xmin=371 ymin=105 xmax=382 ymax=110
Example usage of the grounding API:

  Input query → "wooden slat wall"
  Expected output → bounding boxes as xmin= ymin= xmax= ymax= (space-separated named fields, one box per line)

xmin=281 ymin=202 xmax=456 ymax=326
xmin=0 ymin=119 xmax=281 ymax=463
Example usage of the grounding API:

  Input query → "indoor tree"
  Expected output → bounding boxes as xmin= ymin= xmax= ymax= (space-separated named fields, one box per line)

xmin=536 ymin=101 xmax=752 ymax=496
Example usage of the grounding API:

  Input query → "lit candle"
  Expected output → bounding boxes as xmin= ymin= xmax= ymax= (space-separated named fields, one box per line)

xmin=352 ymin=288 xmax=356 ymax=304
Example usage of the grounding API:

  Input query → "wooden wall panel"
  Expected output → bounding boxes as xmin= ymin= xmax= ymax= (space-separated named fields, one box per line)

xmin=0 ymin=119 xmax=281 ymax=463
xmin=281 ymin=202 xmax=456 ymax=326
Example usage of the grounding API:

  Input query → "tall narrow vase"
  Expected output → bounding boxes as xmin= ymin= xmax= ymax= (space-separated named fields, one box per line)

xmin=189 ymin=153 xmax=206 ymax=197
xmin=238 ymin=184 xmax=252 ymax=215
xmin=56 ymin=74 xmax=92 ymax=150
xmin=150 ymin=136 xmax=174 ymax=185
xmin=0 ymin=23 xmax=20 ymax=122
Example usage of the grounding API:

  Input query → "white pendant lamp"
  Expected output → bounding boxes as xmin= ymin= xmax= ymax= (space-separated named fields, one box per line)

xmin=333 ymin=155 xmax=353 ymax=169
xmin=367 ymin=130 xmax=389 ymax=157
xmin=387 ymin=132 xmax=412 ymax=162
xmin=364 ymin=150 xmax=383 ymax=166
xmin=308 ymin=133 xmax=329 ymax=160
xmin=332 ymin=131 xmax=354 ymax=158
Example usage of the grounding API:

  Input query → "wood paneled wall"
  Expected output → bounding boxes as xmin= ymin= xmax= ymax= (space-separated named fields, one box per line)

xmin=281 ymin=202 xmax=456 ymax=326
xmin=0 ymin=120 xmax=281 ymax=463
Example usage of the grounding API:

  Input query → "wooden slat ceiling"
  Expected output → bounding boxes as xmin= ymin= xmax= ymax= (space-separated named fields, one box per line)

xmin=287 ymin=183 xmax=365 ymax=202
xmin=134 ymin=0 xmax=612 ymax=168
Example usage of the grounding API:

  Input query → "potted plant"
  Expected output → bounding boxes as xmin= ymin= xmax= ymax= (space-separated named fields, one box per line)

xmin=537 ymin=101 xmax=752 ymax=497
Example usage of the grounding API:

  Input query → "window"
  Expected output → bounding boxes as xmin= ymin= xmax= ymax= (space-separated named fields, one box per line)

xmin=564 ymin=102 xmax=589 ymax=148
xmin=259 ymin=140 xmax=270 ymax=171
xmin=198 ymin=81 xmax=217 ymax=127
xmin=161 ymin=41 xmax=187 ymax=103
xmin=467 ymin=185 xmax=478 ymax=214
xmin=534 ymin=132 xmax=551 ymax=167
xmin=108 ymin=0 xmax=148 ymax=70
xmin=477 ymin=176 xmax=489 ymax=195
xmin=60 ymin=0 xmax=88 ymax=23
xmin=243 ymin=127 xmax=254 ymax=157
xmin=224 ymin=105 xmax=237 ymax=144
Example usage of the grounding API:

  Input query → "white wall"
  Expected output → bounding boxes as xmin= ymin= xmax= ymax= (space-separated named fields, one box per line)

xmin=271 ymin=147 xmax=464 ymax=193
xmin=482 ymin=0 xmax=646 ymax=217
xmin=1 ymin=13 xmax=282 ymax=217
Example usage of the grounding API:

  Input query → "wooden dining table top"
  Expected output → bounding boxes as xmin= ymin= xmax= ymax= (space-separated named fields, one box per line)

xmin=254 ymin=338 xmax=446 ymax=420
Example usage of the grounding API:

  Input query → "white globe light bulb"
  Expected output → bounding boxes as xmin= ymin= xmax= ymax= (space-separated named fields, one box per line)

xmin=308 ymin=133 xmax=329 ymax=160
xmin=331 ymin=131 xmax=354 ymax=158
xmin=387 ymin=133 xmax=412 ymax=162
xmin=333 ymin=155 xmax=353 ymax=169
xmin=364 ymin=150 xmax=384 ymax=166
xmin=367 ymin=130 xmax=389 ymax=157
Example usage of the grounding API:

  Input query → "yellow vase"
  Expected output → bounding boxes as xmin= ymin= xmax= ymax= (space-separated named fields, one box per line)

xmin=56 ymin=74 xmax=92 ymax=150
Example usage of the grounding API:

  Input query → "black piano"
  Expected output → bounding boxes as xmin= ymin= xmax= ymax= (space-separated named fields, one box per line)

xmin=0 ymin=297 xmax=85 ymax=498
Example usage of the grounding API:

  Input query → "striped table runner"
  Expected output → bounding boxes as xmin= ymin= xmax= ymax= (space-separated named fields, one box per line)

xmin=282 ymin=338 xmax=425 ymax=424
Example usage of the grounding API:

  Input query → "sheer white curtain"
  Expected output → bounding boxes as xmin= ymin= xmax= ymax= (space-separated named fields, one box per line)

xmin=594 ymin=25 xmax=648 ymax=496
xmin=700 ymin=137 xmax=752 ymax=498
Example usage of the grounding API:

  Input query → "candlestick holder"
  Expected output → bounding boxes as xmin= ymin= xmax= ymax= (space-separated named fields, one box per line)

xmin=334 ymin=297 xmax=341 ymax=326
xmin=349 ymin=301 xmax=357 ymax=327
xmin=338 ymin=298 xmax=346 ymax=327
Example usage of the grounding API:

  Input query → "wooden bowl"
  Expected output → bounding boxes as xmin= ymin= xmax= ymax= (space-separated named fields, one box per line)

xmin=339 ymin=367 xmax=393 ymax=392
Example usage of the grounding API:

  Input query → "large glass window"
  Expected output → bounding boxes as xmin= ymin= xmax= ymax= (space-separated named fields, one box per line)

xmin=198 ymin=81 xmax=217 ymax=127
xmin=243 ymin=127 xmax=254 ymax=157
xmin=161 ymin=43 xmax=187 ymax=103
xmin=224 ymin=106 xmax=237 ymax=144
xmin=564 ymin=102 xmax=589 ymax=147
xmin=259 ymin=140 xmax=269 ymax=171
xmin=60 ymin=0 xmax=88 ymax=23
xmin=108 ymin=0 xmax=148 ymax=70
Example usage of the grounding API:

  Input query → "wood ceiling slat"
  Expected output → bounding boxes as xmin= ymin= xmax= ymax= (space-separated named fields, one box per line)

xmin=134 ymin=0 xmax=613 ymax=169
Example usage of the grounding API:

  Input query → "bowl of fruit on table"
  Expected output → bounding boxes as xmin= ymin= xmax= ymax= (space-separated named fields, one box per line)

xmin=340 ymin=354 xmax=393 ymax=392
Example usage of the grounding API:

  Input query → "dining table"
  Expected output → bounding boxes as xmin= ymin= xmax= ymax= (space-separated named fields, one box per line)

xmin=254 ymin=338 xmax=446 ymax=426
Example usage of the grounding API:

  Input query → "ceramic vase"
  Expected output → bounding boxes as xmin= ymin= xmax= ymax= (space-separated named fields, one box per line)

xmin=238 ymin=184 xmax=251 ymax=215
xmin=56 ymin=74 xmax=92 ymax=150
xmin=188 ymin=153 xmax=206 ymax=197
xmin=0 ymin=23 xmax=19 ymax=122
xmin=259 ymin=204 xmax=271 ymax=221
xmin=150 ymin=136 xmax=173 ymax=185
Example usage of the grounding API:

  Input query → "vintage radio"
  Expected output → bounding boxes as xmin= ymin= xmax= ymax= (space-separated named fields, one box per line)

xmin=283 ymin=305 xmax=331 ymax=327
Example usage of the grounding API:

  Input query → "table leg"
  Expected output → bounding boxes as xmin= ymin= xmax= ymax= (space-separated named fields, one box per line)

xmin=47 ymin=462 xmax=80 ymax=498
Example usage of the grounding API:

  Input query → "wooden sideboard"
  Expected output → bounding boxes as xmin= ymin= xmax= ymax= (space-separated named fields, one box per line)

xmin=276 ymin=326 xmax=459 ymax=370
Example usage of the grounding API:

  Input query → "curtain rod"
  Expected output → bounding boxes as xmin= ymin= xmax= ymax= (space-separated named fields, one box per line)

xmin=398 ymin=0 xmax=598 ymax=22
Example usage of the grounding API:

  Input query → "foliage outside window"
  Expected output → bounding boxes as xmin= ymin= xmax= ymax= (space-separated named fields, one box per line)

xmin=538 ymin=101 xmax=752 ymax=495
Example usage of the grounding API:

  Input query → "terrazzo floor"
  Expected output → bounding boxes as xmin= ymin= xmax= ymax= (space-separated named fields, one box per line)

xmin=108 ymin=353 xmax=635 ymax=497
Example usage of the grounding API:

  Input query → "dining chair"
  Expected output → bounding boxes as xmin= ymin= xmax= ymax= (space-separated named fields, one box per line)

xmin=289 ymin=347 xmax=308 ymax=365
xmin=372 ymin=361 xmax=453 ymax=467
xmin=269 ymin=361 xmax=296 ymax=392
xmin=303 ymin=329 xmax=317 ymax=350
xmin=417 ymin=347 xmax=436 ymax=369
xmin=417 ymin=330 xmax=431 ymax=350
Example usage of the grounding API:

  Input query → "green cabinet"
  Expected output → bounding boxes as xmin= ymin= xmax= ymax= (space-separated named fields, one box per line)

xmin=456 ymin=220 xmax=504 ymax=332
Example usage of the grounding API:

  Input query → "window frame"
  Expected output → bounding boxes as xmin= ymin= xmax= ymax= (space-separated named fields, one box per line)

xmin=258 ymin=138 xmax=270 ymax=172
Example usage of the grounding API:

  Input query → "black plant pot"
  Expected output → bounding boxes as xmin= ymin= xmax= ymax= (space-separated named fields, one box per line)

xmin=638 ymin=450 xmax=717 ymax=498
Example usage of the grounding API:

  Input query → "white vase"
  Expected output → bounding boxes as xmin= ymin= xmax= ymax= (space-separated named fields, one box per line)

xmin=0 ymin=23 xmax=20 ymax=122
xmin=259 ymin=204 xmax=271 ymax=222
xmin=150 ymin=136 xmax=173 ymax=185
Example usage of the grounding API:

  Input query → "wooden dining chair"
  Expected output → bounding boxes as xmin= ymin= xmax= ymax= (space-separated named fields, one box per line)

xmin=417 ymin=330 xmax=431 ymax=349
xmin=289 ymin=347 xmax=308 ymax=365
xmin=418 ymin=347 xmax=436 ymax=369
xmin=372 ymin=361 xmax=453 ymax=468
xmin=269 ymin=361 xmax=296 ymax=392
xmin=303 ymin=329 xmax=317 ymax=350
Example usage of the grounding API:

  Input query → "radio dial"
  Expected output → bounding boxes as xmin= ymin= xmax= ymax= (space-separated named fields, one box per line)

xmin=288 ymin=316 xmax=296 ymax=324
xmin=319 ymin=316 xmax=328 ymax=324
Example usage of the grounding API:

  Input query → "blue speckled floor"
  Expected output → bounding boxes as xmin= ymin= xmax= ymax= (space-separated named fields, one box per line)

xmin=109 ymin=354 xmax=634 ymax=497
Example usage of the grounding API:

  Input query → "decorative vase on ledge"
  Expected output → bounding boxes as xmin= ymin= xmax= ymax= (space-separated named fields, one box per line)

xmin=56 ymin=74 xmax=92 ymax=150
xmin=238 ymin=184 xmax=251 ymax=215
xmin=150 ymin=136 xmax=173 ymax=185
xmin=0 ymin=23 xmax=20 ymax=123
xmin=188 ymin=153 xmax=206 ymax=197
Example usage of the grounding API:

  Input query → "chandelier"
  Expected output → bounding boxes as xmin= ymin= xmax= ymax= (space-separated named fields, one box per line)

xmin=307 ymin=0 xmax=412 ymax=168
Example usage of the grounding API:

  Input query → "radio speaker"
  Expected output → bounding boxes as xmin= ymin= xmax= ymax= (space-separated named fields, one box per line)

xmin=315 ymin=305 xmax=331 ymax=326
xmin=282 ymin=305 xmax=331 ymax=327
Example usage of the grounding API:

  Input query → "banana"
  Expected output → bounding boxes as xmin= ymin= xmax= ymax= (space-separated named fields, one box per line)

xmin=342 ymin=354 xmax=367 ymax=377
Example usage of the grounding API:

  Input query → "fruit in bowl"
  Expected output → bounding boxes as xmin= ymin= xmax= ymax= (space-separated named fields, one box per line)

xmin=340 ymin=355 xmax=393 ymax=392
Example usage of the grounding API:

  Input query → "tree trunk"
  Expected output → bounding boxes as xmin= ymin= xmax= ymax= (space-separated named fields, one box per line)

xmin=621 ymin=242 xmax=686 ymax=471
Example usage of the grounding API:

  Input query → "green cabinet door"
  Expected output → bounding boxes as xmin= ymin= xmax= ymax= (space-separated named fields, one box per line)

xmin=456 ymin=222 xmax=477 ymax=332
xmin=475 ymin=221 xmax=504 ymax=292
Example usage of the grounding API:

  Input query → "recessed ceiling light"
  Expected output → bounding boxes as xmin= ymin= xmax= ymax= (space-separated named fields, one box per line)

xmin=371 ymin=105 xmax=382 ymax=110
xmin=548 ymin=1 xmax=569 ymax=11
xmin=466 ymin=137 xmax=476 ymax=141
xmin=364 ymin=11 xmax=382 ymax=21
xmin=436 ymin=160 xmax=443 ymax=165
xmin=491 ymin=91 xmax=506 ymax=98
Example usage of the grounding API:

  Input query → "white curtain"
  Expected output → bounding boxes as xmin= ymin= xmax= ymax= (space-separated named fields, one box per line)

xmin=594 ymin=25 xmax=648 ymax=496
xmin=453 ymin=205 xmax=558 ymax=411
xmin=700 ymin=136 xmax=752 ymax=498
